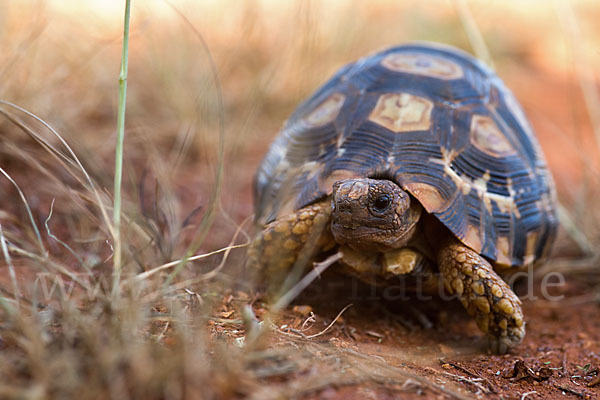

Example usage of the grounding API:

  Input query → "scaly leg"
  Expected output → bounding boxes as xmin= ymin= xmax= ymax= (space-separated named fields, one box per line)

xmin=437 ymin=238 xmax=525 ymax=354
xmin=247 ymin=201 xmax=336 ymax=295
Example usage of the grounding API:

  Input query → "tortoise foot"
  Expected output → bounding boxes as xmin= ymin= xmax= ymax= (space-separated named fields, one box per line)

xmin=438 ymin=239 xmax=524 ymax=354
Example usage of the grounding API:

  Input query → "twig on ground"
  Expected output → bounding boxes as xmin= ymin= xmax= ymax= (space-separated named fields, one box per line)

xmin=278 ymin=303 xmax=352 ymax=340
xmin=588 ymin=374 xmax=600 ymax=387
xmin=521 ymin=391 xmax=537 ymax=400
xmin=437 ymin=370 xmax=489 ymax=395
xmin=554 ymin=384 xmax=586 ymax=398
xmin=155 ymin=321 xmax=170 ymax=343
xmin=299 ymin=312 xmax=316 ymax=331
xmin=439 ymin=359 xmax=498 ymax=393
xmin=304 ymin=303 xmax=352 ymax=339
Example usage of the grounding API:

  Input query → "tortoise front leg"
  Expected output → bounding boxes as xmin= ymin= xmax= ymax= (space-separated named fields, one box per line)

xmin=437 ymin=238 xmax=525 ymax=354
xmin=247 ymin=201 xmax=336 ymax=296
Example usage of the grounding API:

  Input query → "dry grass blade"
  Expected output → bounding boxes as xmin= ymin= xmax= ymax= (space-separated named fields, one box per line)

xmin=454 ymin=0 xmax=494 ymax=68
xmin=132 ymin=243 xmax=248 ymax=282
xmin=131 ymin=214 xmax=251 ymax=284
xmin=554 ymin=0 xmax=600 ymax=152
xmin=272 ymin=252 xmax=343 ymax=313
xmin=0 ymin=167 xmax=45 ymax=255
xmin=552 ymin=1 xmax=600 ymax=266
xmin=7 ymin=244 xmax=89 ymax=291
xmin=538 ymin=254 xmax=600 ymax=277
xmin=162 ymin=0 xmax=227 ymax=288
xmin=556 ymin=204 xmax=595 ymax=255
xmin=44 ymin=198 xmax=86 ymax=269
xmin=0 ymin=224 xmax=20 ymax=307
xmin=0 ymin=108 xmax=76 ymax=170
xmin=197 ymin=213 xmax=253 ymax=281
xmin=0 ymin=101 xmax=115 ymax=238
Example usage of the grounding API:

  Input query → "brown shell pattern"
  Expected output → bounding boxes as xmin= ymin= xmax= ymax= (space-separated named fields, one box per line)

xmin=254 ymin=43 xmax=558 ymax=267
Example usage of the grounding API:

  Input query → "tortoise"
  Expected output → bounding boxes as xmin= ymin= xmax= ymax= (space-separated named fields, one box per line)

xmin=248 ymin=42 xmax=557 ymax=353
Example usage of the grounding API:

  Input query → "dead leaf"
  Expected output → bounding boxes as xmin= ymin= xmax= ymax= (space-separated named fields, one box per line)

xmin=502 ymin=360 xmax=552 ymax=382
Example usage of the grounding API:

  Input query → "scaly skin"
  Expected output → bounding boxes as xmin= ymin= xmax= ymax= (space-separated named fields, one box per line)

xmin=437 ymin=238 xmax=525 ymax=354
xmin=249 ymin=181 xmax=524 ymax=354
xmin=247 ymin=201 xmax=335 ymax=294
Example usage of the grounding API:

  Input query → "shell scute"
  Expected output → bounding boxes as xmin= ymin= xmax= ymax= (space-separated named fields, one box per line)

xmin=254 ymin=43 xmax=557 ymax=267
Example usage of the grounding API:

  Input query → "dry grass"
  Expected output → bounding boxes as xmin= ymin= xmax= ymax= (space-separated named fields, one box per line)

xmin=0 ymin=0 xmax=599 ymax=399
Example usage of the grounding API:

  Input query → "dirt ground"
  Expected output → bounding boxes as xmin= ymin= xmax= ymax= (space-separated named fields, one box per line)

xmin=207 ymin=266 xmax=600 ymax=399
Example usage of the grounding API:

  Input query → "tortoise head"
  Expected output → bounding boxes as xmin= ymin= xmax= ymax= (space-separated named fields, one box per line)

xmin=331 ymin=178 xmax=422 ymax=252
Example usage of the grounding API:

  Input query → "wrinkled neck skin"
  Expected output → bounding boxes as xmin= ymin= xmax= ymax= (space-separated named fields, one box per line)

xmin=330 ymin=178 xmax=422 ymax=253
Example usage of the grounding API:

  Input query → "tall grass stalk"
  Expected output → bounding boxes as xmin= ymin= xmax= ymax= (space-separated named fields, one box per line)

xmin=454 ymin=0 xmax=494 ymax=69
xmin=113 ymin=0 xmax=132 ymax=292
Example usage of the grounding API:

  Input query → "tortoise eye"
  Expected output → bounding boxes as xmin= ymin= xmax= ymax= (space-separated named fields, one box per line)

xmin=372 ymin=194 xmax=391 ymax=212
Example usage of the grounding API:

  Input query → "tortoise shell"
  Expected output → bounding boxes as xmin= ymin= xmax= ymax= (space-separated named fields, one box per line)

xmin=254 ymin=42 xmax=557 ymax=267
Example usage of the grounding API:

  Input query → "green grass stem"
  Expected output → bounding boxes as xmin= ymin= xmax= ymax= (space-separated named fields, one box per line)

xmin=113 ymin=0 xmax=132 ymax=292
